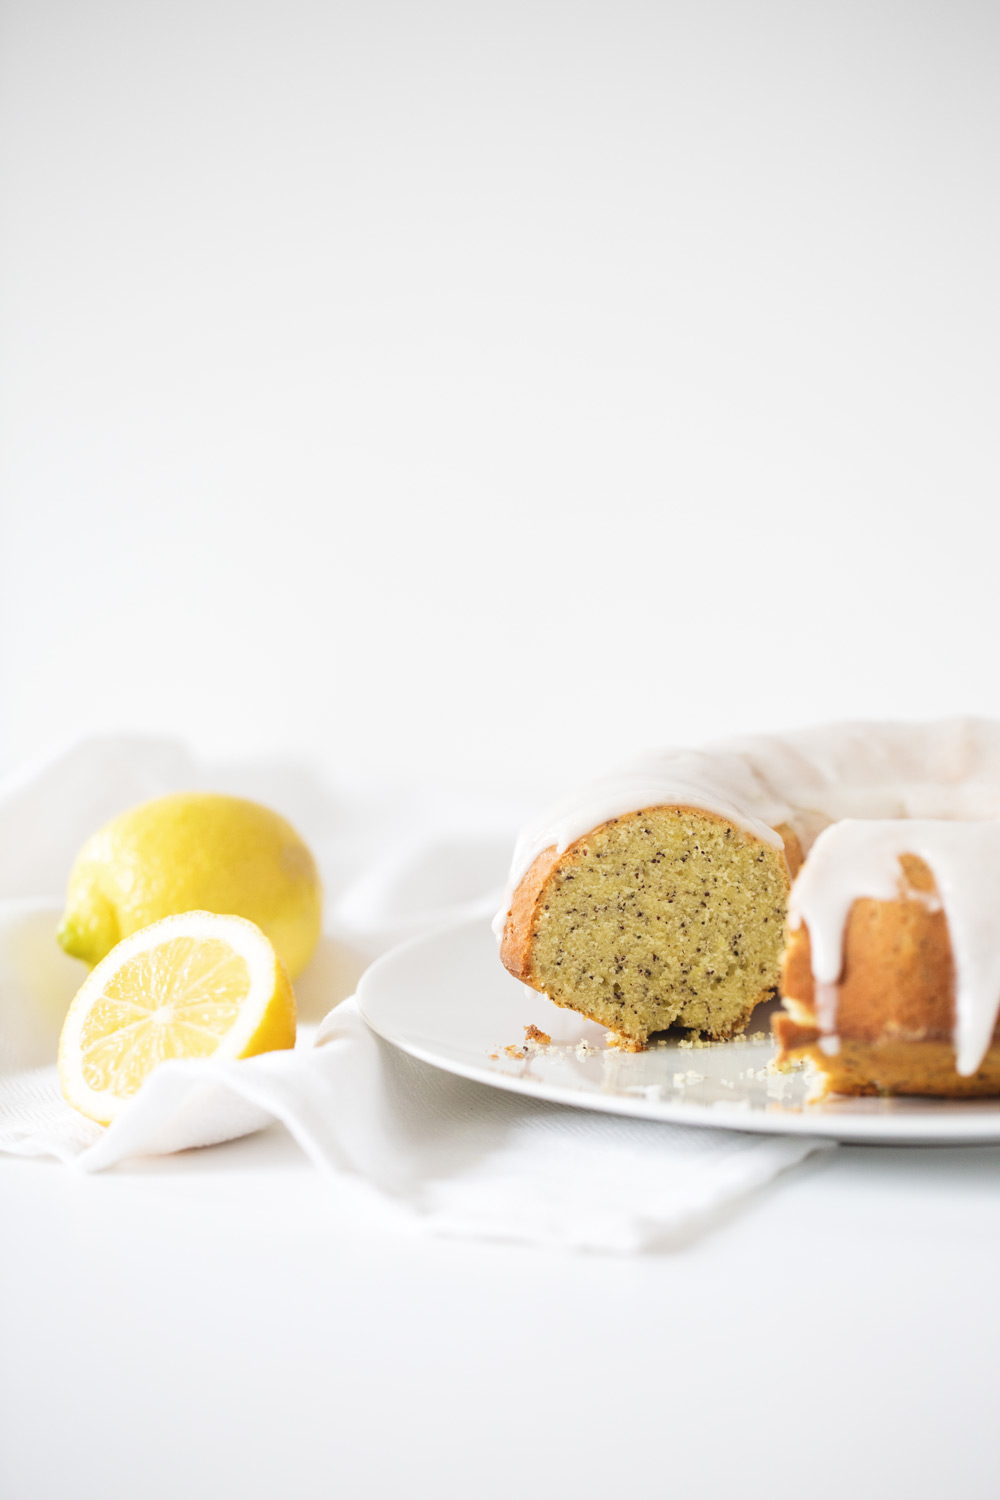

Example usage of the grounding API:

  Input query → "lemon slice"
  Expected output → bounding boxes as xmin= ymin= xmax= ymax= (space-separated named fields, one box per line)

xmin=58 ymin=910 xmax=297 ymax=1125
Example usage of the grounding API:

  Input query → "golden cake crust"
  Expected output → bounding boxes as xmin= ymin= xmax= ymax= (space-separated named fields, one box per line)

xmin=499 ymin=844 xmax=561 ymax=986
xmin=776 ymin=855 xmax=1000 ymax=1095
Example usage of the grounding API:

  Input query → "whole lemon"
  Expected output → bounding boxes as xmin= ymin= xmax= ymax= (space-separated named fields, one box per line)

xmin=57 ymin=793 xmax=322 ymax=978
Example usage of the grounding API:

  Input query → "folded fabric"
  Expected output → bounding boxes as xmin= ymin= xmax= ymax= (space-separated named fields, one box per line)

xmin=0 ymin=735 xmax=833 ymax=1251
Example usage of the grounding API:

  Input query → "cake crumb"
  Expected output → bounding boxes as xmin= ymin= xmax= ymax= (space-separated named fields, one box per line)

xmin=487 ymin=1051 xmax=499 ymax=1061
xmin=605 ymin=1031 xmax=643 ymax=1052
xmin=672 ymin=1069 xmax=706 ymax=1087
xmin=524 ymin=1024 xmax=551 ymax=1046
xmin=575 ymin=1040 xmax=598 ymax=1059
xmin=503 ymin=1045 xmax=527 ymax=1060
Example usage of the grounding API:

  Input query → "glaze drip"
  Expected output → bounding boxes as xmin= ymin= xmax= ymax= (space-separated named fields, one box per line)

xmin=789 ymin=819 xmax=1000 ymax=1075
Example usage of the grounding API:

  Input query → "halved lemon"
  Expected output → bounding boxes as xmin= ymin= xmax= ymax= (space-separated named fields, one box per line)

xmin=58 ymin=910 xmax=297 ymax=1125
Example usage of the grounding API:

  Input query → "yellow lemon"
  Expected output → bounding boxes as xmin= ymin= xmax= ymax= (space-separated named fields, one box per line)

xmin=58 ymin=910 xmax=297 ymax=1124
xmin=57 ymin=793 xmax=322 ymax=978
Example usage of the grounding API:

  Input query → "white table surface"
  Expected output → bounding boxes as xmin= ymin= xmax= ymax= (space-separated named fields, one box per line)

xmin=3 ymin=1118 xmax=998 ymax=1500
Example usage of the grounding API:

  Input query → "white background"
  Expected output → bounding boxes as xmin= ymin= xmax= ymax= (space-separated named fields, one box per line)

xmin=3 ymin=0 xmax=1000 ymax=790
xmin=3 ymin=4 xmax=1000 ymax=1499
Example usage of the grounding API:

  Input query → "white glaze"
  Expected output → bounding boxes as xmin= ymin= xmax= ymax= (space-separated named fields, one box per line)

xmin=789 ymin=818 xmax=1000 ymax=1075
xmin=496 ymin=720 xmax=1000 ymax=1075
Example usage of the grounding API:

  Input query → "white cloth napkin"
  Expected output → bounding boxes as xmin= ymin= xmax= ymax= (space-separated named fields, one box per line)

xmin=0 ymin=736 xmax=832 ymax=1251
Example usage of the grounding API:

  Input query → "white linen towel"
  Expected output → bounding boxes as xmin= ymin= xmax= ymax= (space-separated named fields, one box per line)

xmin=0 ymin=736 xmax=832 ymax=1251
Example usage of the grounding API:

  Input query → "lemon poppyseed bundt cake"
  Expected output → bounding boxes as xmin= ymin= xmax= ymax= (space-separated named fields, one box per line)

xmin=495 ymin=720 xmax=1000 ymax=1097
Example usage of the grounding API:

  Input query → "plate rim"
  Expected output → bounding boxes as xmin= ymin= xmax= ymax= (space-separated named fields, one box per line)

xmin=356 ymin=916 xmax=1000 ymax=1146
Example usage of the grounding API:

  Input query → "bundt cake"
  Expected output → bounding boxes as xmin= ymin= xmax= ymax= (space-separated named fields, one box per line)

xmin=495 ymin=721 xmax=1000 ymax=1097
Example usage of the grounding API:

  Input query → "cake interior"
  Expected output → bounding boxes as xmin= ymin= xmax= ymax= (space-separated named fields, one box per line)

xmin=525 ymin=806 xmax=790 ymax=1044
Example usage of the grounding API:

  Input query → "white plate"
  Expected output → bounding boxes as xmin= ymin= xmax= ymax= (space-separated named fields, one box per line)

xmin=357 ymin=916 xmax=1000 ymax=1144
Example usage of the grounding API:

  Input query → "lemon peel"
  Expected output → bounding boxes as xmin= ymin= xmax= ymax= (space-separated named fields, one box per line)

xmin=58 ymin=793 xmax=322 ymax=978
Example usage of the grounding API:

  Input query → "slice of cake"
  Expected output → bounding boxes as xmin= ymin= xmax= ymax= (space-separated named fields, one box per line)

xmin=499 ymin=805 xmax=800 ymax=1047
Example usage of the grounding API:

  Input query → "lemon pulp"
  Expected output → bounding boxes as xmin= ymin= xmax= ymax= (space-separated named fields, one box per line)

xmin=81 ymin=936 xmax=252 ymax=1096
xmin=59 ymin=911 xmax=297 ymax=1124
